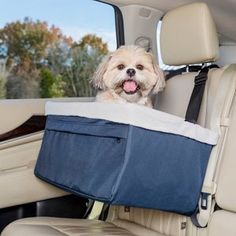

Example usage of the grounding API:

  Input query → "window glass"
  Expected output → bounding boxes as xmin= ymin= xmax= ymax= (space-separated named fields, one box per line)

xmin=0 ymin=0 xmax=116 ymax=99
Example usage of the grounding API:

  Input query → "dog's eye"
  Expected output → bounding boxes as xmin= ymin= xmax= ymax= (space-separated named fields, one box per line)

xmin=136 ymin=64 xmax=144 ymax=70
xmin=117 ymin=64 xmax=125 ymax=70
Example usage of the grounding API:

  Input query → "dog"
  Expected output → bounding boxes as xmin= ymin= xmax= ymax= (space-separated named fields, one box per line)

xmin=92 ymin=45 xmax=165 ymax=107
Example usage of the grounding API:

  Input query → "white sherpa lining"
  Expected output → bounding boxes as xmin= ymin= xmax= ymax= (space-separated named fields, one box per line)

xmin=45 ymin=101 xmax=218 ymax=145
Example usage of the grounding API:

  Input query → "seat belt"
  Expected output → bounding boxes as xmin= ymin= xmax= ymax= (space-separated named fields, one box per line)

xmin=190 ymin=64 xmax=236 ymax=227
xmin=185 ymin=65 xmax=219 ymax=123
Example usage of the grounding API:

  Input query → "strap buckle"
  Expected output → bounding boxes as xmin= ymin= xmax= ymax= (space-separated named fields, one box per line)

xmin=200 ymin=192 xmax=210 ymax=210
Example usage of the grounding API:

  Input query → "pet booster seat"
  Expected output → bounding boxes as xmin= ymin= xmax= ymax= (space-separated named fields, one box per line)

xmin=35 ymin=102 xmax=218 ymax=216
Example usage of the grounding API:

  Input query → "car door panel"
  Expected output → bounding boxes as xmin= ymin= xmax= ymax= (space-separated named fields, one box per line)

xmin=0 ymin=98 xmax=93 ymax=208
xmin=0 ymin=98 xmax=93 ymax=134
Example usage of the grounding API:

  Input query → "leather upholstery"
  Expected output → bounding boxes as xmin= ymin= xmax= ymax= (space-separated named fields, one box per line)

xmin=155 ymin=67 xmax=225 ymax=127
xmin=1 ymin=218 xmax=134 ymax=236
xmin=0 ymin=134 xmax=67 ymax=209
xmin=160 ymin=2 xmax=219 ymax=66
xmin=214 ymin=67 xmax=236 ymax=212
xmin=208 ymin=211 xmax=236 ymax=236
xmin=109 ymin=206 xmax=187 ymax=236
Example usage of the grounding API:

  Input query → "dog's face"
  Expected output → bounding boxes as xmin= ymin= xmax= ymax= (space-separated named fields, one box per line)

xmin=92 ymin=45 xmax=165 ymax=103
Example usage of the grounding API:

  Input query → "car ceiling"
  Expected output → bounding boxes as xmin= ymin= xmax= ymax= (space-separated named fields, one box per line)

xmin=103 ymin=0 xmax=236 ymax=45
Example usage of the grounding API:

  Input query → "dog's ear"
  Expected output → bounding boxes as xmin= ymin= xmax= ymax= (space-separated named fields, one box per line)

xmin=91 ymin=54 xmax=112 ymax=90
xmin=148 ymin=53 xmax=166 ymax=94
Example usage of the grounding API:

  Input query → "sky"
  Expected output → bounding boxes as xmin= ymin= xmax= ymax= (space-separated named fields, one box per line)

xmin=0 ymin=0 xmax=117 ymax=51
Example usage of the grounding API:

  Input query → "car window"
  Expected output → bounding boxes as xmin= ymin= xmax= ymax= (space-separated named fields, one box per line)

xmin=0 ymin=0 xmax=117 ymax=99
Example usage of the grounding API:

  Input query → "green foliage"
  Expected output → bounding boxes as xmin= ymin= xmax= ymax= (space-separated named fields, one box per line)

xmin=40 ymin=68 xmax=64 ymax=98
xmin=45 ymin=34 xmax=108 ymax=98
xmin=62 ymin=45 xmax=103 ymax=97
xmin=46 ymin=41 xmax=71 ymax=75
xmin=0 ymin=77 xmax=6 ymax=98
xmin=0 ymin=18 xmax=72 ymax=71
xmin=0 ymin=19 xmax=109 ymax=99
xmin=0 ymin=59 xmax=8 ymax=98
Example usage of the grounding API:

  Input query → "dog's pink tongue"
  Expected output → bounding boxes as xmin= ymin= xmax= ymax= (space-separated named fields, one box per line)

xmin=123 ymin=81 xmax=137 ymax=93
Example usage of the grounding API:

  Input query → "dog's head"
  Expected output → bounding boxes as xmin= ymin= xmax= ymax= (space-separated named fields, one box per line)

xmin=92 ymin=45 xmax=165 ymax=102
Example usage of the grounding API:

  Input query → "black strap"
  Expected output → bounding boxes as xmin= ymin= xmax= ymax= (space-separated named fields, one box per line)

xmin=185 ymin=64 xmax=219 ymax=123
xmin=99 ymin=203 xmax=110 ymax=221
xmin=165 ymin=67 xmax=187 ymax=80
xmin=185 ymin=67 xmax=209 ymax=123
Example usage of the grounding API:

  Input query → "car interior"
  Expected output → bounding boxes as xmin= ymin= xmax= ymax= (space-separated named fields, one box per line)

xmin=1 ymin=0 xmax=236 ymax=235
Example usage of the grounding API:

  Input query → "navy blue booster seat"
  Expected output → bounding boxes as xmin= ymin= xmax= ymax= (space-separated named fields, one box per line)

xmin=35 ymin=102 xmax=218 ymax=216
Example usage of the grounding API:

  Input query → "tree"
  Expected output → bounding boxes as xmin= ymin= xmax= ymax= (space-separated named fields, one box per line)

xmin=40 ymin=68 xmax=64 ymax=98
xmin=62 ymin=35 xmax=108 ymax=97
xmin=0 ymin=60 xmax=7 ymax=98
xmin=0 ymin=18 xmax=72 ymax=98
xmin=5 ymin=69 xmax=40 ymax=99
xmin=0 ymin=19 xmax=109 ymax=99
xmin=0 ymin=18 xmax=72 ymax=72
xmin=78 ymin=34 xmax=108 ymax=55
xmin=46 ymin=41 xmax=71 ymax=75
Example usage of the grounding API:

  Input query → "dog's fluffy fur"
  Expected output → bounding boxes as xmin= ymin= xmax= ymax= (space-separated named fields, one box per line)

xmin=92 ymin=45 xmax=165 ymax=107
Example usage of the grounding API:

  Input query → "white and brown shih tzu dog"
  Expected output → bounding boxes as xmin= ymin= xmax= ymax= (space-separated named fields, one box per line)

xmin=92 ymin=45 xmax=165 ymax=108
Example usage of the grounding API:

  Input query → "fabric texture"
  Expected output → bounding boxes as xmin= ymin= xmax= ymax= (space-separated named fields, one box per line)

xmin=35 ymin=113 xmax=213 ymax=216
xmin=45 ymin=102 xmax=218 ymax=145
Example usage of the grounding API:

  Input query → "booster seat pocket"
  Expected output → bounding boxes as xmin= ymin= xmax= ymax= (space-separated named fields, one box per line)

xmin=35 ymin=115 xmax=128 ymax=201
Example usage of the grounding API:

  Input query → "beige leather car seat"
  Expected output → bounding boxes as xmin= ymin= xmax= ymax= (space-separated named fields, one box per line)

xmin=2 ymin=2 xmax=235 ymax=236
xmin=207 ymin=71 xmax=236 ymax=234
xmin=156 ymin=3 xmax=236 ymax=236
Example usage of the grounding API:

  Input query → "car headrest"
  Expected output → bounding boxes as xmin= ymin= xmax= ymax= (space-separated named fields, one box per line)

xmin=160 ymin=2 xmax=219 ymax=66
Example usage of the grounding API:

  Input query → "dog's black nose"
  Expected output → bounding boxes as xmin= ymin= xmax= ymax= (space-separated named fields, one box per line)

xmin=126 ymin=68 xmax=136 ymax=77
